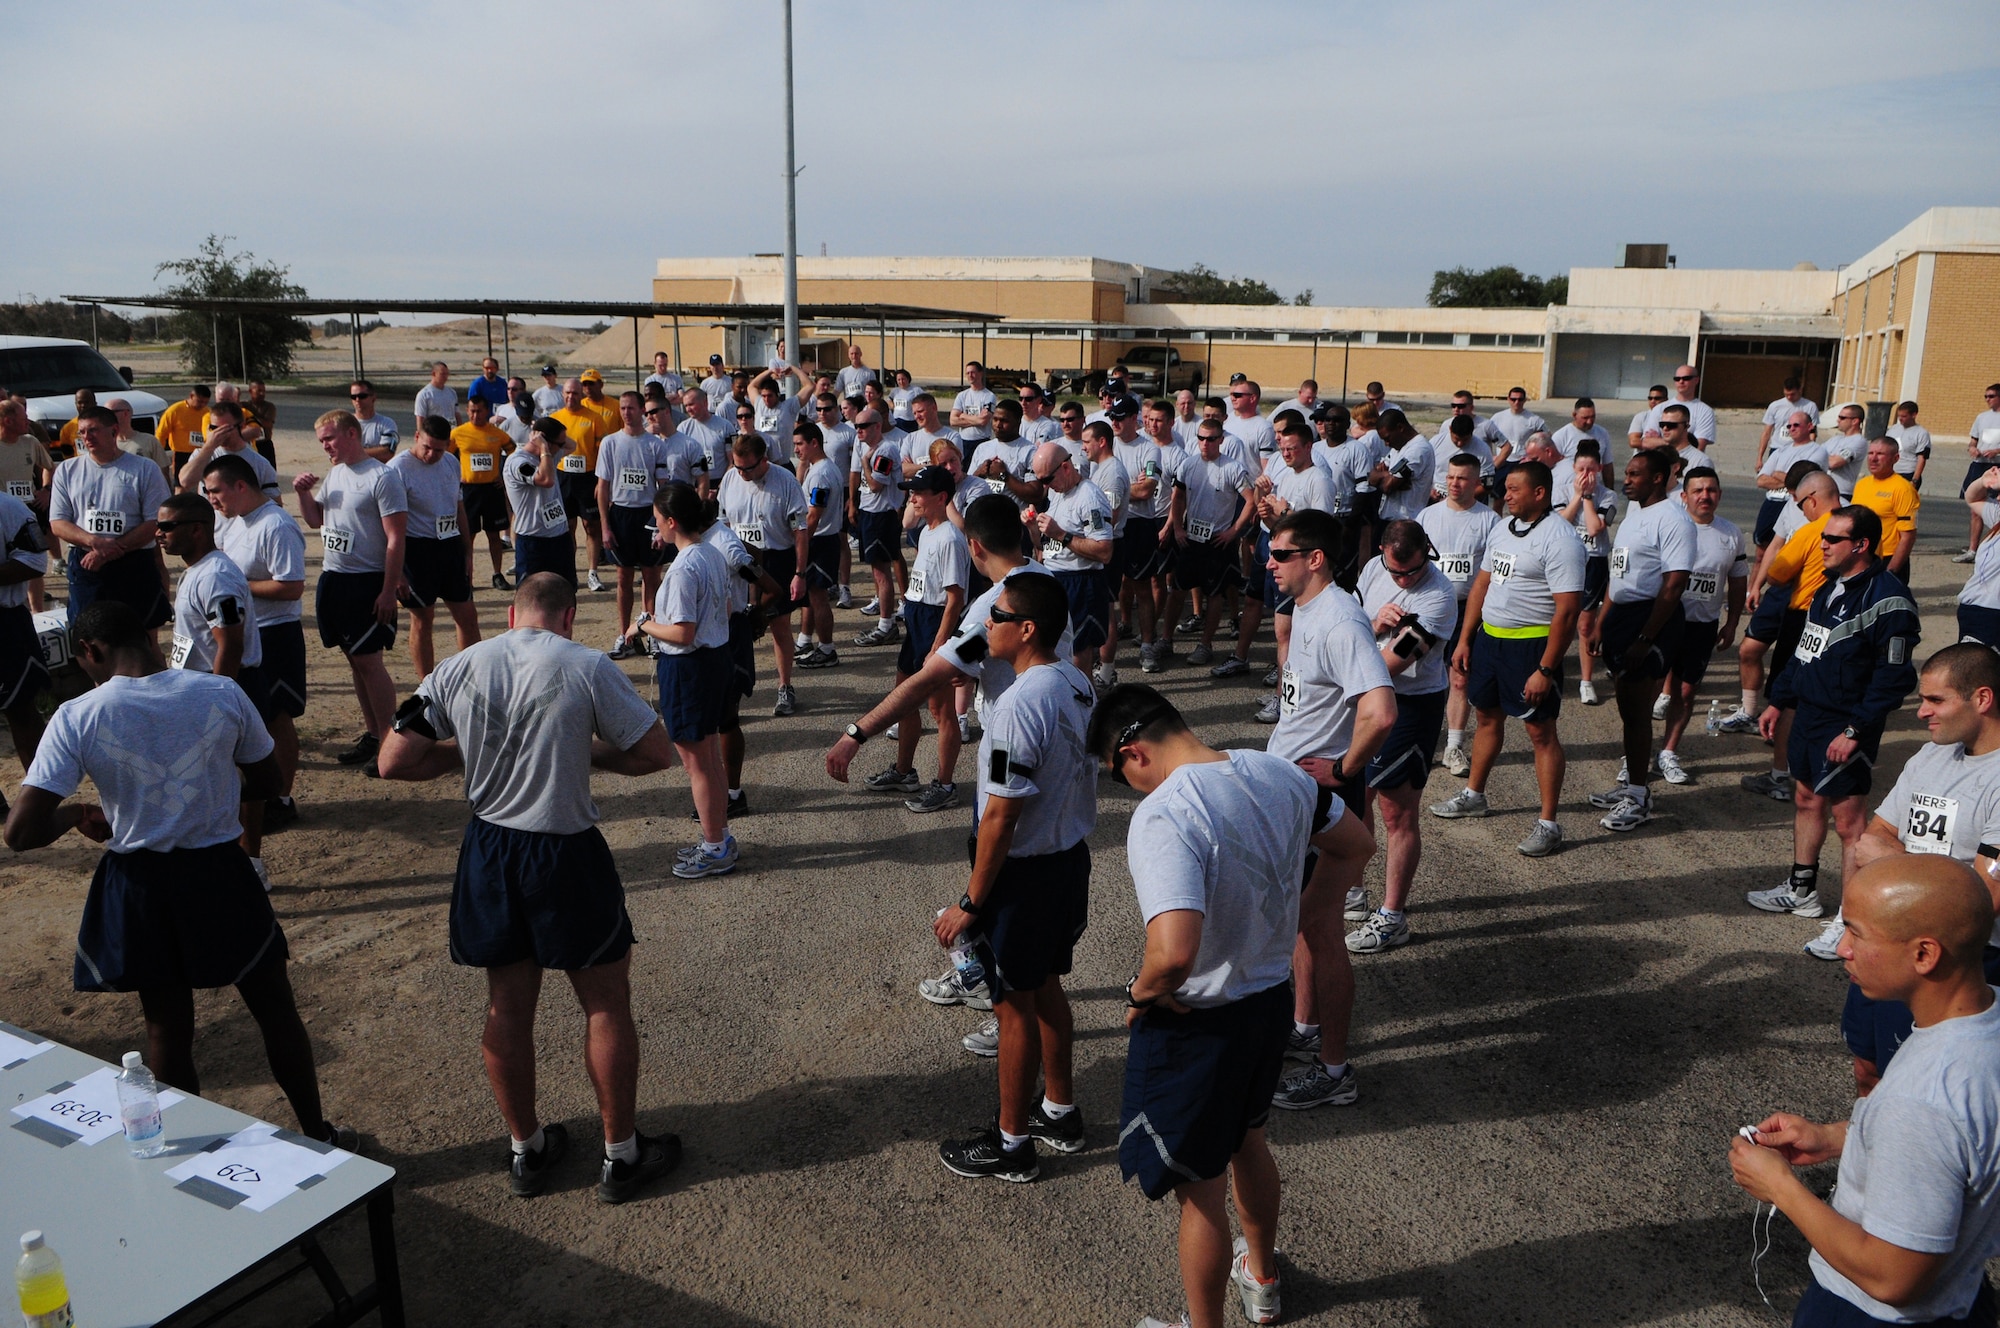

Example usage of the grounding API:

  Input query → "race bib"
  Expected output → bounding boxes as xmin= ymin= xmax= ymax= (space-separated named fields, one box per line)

xmin=618 ymin=468 xmax=648 ymax=493
xmin=559 ymin=453 xmax=587 ymax=473
xmin=734 ymin=522 xmax=765 ymax=549
xmin=1042 ymin=537 xmax=1066 ymax=561
xmin=84 ymin=507 xmax=125 ymax=537
xmin=1903 ymin=793 xmax=1957 ymax=855
xmin=907 ymin=566 xmax=928 ymax=600
xmin=1610 ymin=547 xmax=1630 ymax=579
xmin=5 ymin=480 xmax=30 ymax=499
xmin=1794 ymin=621 xmax=1830 ymax=663
xmin=435 ymin=513 xmax=459 ymax=537
xmin=1489 ymin=551 xmax=1515 ymax=584
xmin=1688 ymin=571 xmax=1720 ymax=602
xmin=987 ymin=478 xmax=1010 ymax=497
xmin=170 ymin=633 xmax=194 ymax=668
xmin=541 ymin=501 xmax=565 ymax=524
xmin=1440 ymin=552 xmax=1474 ymax=583
xmin=1280 ymin=666 xmax=1301 ymax=716
xmin=469 ymin=451 xmax=495 ymax=473
xmin=321 ymin=528 xmax=353 ymax=556
xmin=1188 ymin=518 xmax=1215 ymax=543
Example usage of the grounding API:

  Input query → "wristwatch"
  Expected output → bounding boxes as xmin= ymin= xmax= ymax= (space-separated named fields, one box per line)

xmin=1537 ymin=665 xmax=1560 ymax=681
xmin=1842 ymin=725 xmax=1860 ymax=740
xmin=1124 ymin=976 xmax=1155 ymax=1010
xmin=1057 ymin=529 xmax=1074 ymax=546
xmin=958 ymin=891 xmax=984 ymax=918
xmin=844 ymin=721 xmax=867 ymax=745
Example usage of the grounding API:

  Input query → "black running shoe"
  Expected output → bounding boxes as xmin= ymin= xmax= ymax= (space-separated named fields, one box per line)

xmin=687 ymin=792 xmax=749 ymax=821
xmin=510 ymin=1122 xmax=569 ymax=1198
xmin=597 ymin=1131 xmax=682 ymax=1204
xmin=938 ymin=1126 xmax=1038 ymax=1182
xmin=1025 ymin=1102 xmax=1085 ymax=1154
xmin=335 ymin=732 xmax=379 ymax=766
xmin=263 ymin=797 xmax=299 ymax=832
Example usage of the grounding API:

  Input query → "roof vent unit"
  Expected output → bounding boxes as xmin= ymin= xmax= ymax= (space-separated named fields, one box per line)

xmin=1618 ymin=244 xmax=1670 ymax=269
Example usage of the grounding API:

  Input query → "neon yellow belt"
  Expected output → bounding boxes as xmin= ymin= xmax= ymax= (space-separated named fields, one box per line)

xmin=1483 ymin=623 xmax=1551 ymax=640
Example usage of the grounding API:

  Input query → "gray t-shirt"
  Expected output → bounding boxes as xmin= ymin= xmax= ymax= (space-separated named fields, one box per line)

xmin=1176 ymin=456 xmax=1254 ymax=542
xmin=1607 ymin=499 xmax=1697 ymax=604
xmin=1041 ymin=478 xmax=1113 ymax=571
xmin=939 ymin=563 xmax=1074 ymax=704
xmin=1268 ymin=461 xmax=1336 ymax=526
xmin=217 ymin=500 xmax=306 ymax=627
xmin=504 ymin=454 xmax=569 ymax=539
xmin=50 ymin=450 xmax=170 ymax=545
xmin=596 ymin=430 xmax=668 ymax=510
xmin=1355 ymin=557 xmax=1458 ymax=696
xmin=801 ymin=457 xmax=845 ymax=536
xmin=1480 ymin=513 xmax=1588 ymax=630
xmin=413 ymin=628 xmax=658 ymax=834
xmin=387 ymin=449 xmax=463 ymax=542
xmin=674 ymin=415 xmax=729 ymax=478
xmin=952 ymin=387 xmax=997 ymax=443
xmin=1875 ymin=741 xmax=2000 ymax=947
xmin=1420 ymin=500 xmax=1500 ymax=599
xmin=1683 ymin=516 xmax=1749 ymax=625
xmin=1809 ymin=997 xmax=2000 ymax=1322
xmin=976 ymin=658 xmax=1097 ymax=857
xmin=1888 ymin=423 xmax=1932 ymax=475
xmin=172 ymin=550 xmax=262 ymax=673
xmin=1647 ymin=397 xmax=1718 ymax=445
xmin=24 ymin=670 xmax=273 ymax=853
xmin=717 ymin=465 xmax=808 ymax=552
xmin=1125 ymin=749 xmax=1318 ymax=1007
xmin=652 ymin=538 xmax=732 ymax=654
xmin=1268 ymin=586 xmax=1394 ymax=763
xmin=0 ymin=493 xmax=46 ymax=609
xmin=702 ymin=521 xmax=757 ymax=616
xmin=853 ymin=437 xmax=905 ymax=514
xmin=907 ymin=519 xmax=970 ymax=607
xmin=315 ymin=459 xmax=407 ymax=573
xmin=1379 ymin=436 xmax=1436 ymax=521
xmin=357 ymin=414 xmax=400 ymax=457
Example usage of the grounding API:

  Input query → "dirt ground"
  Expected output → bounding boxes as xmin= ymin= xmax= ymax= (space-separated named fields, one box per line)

xmin=1 ymin=400 xmax=1979 ymax=1325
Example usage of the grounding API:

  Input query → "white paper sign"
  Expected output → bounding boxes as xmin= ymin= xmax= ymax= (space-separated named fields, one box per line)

xmin=0 ymin=1021 xmax=55 ymax=1071
xmin=165 ymin=1122 xmax=352 ymax=1211
xmin=10 ymin=1067 xmax=185 ymax=1147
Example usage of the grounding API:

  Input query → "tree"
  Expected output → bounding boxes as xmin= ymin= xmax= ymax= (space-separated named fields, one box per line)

xmin=1157 ymin=262 xmax=1305 ymax=306
xmin=1427 ymin=265 xmax=1568 ymax=308
xmin=155 ymin=235 xmax=311 ymax=380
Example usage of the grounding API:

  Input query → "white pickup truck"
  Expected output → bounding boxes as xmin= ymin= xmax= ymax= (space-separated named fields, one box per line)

xmin=1 ymin=335 xmax=167 ymax=434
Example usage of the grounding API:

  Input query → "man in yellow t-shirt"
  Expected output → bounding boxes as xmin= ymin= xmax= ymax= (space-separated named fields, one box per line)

xmin=450 ymin=396 xmax=515 ymax=590
xmin=550 ymin=378 xmax=607 ymax=587
xmin=1743 ymin=470 xmax=1843 ymax=794
xmin=55 ymin=389 xmax=102 ymax=461
xmin=154 ymin=384 xmax=213 ymax=455
xmin=577 ymin=369 xmax=620 ymax=437
xmin=1852 ymin=437 xmax=1919 ymax=580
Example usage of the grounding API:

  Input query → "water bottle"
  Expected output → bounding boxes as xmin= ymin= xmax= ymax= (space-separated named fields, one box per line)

xmin=935 ymin=909 xmax=987 ymax=990
xmin=16 ymin=1232 xmax=72 ymax=1328
xmin=1705 ymin=698 xmax=1721 ymax=736
xmin=116 ymin=1051 xmax=165 ymax=1158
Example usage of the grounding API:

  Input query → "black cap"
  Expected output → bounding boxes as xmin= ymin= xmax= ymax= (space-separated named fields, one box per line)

xmin=540 ymin=364 xmax=558 ymax=376
xmin=906 ymin=465 xmax=956 ymax=494
xmin=1228 ymin=372 xmax=1248 ymax=384
xmin=1105 ymin=397 xmax=1138 ymax=420
xmin=1309 ymin=403 xmax=1334 ymax=422
xmin=709 ymin=353 xmax=725 ymax=364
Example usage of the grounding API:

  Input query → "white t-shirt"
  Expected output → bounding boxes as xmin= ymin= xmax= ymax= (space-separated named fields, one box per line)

xmin=1822 ymin=430 xmax=1868 ymax=499
xmin=938 ymin=563 xmax=1074 ymax=704
xmin=1041 ymin=479 xmax=1114 ymax=571
xmin=217 ymin=500 xmax=307 ymax=627
xmin=50 ymin=450 xmax=170 ymax=545
xmin=1807 ymin=998 xmax=2000 ymax=1323
xmin=836 ymin=365 xmax=877 ymax=398
xmin=1086 ymin=454 xmax=1131 ymax=537
xmin=1356 ymin=557 xmax=1458 ymax=696
xmin=1960 ymin=501 xmax=2000 ymax=610
xmin=1647 ymin=397 xmax=1718 ymax=445
xmin=1432 ymin=429 xmax=1495 ymax=479
xmin=1321 ymin=436 xmax=1384 ymax=514
xmin=1554 ymin=477 xmax=1619 ymax=558
xmin=752 ymin=397 xmax=801 ymax=464
xmin=1548 ymin=423 xmax=1611 ymax=461
xmin=975 ymin=659 xmax=1097 ymax=857
xmin=1762 ymin=396 xmax=1820 ymax=431
xmin=413 ymin=383 xmax=459 ymax=430
xmin=314 ymin=459 xmax=407 ymax=573
xmin=1268 ymin=462 xmax=1337 ymax=525
xmin=387 ymin=448 xmax=463 ymax=541
xmin=1223 ymin=412 xmax=1275 ymax=461
xmin=1760 ymin=441 xmax=1832 ymax=497
xmin=952 ymin=387 xmax=997 ymax=443
xmin=1606 ymin=499 xmax=1697 ymax=604
xmin=818 ymin=421 xmax=856 ymax=478
xmin=1887 ymin=422 xmax=1932 ymax=475
xmin=1973 ymin=410 xmax=2000 ymax=458
xmin=1488 ymin=408 xmax=1547 ymax=450
xmin=1379 ymin=436 xmax=1436 ymax=521
xmin=970 ymin=440 xmax=1031 ymax=507
xmin=25 ymin=670 xmax=274 ymax=853
xmin=357 ymin=414 xmax=400 ymax=458
xmin=853 ymin=437 xmax=905 ymax=514
xmin=675 ymin=415 xmax=729 ymax=478
xmin=1019 ymin=415 xmax=1062 ymax=445
xmin=532 ymin=383 xmax=567 ymax=416
xmin=800 ymin=457 xmax=845 ymax=536
xmin=1420 ymin=500 xmax=1500 ymax=599
xmin=1176 ymin=455 xmax=1254 ymax=542
xmin=717 ymin=464 xmax=809 ymax=552
xmin=900 ymin=426 xmax=959 ymax=472
xmin=1267 ymin=586 xmax=1394 ymax=763
xmin=1480 ymin=513 xmax=1588 ymax=630
xmin=652 ymin=538 xmax=731 ymax=654
xmin=504 ymin=454 xmax=569 ymax=539
xmin=595 ymin=430 xmax=669 ymax=511
xmin=702 ymin=520 xmax=756 ymax=616
xmin=1115 ymin=439 xmax=1173 ymax=521
xmin=171 ymin=549 xmax=262 ymax=673
xmin=907 ymin=519 xmax=970 ymax=607
xmin=413 ymin=629 xmax=658 ymax=834
xmin=1125 ymin=750 xmax=1316 ymax=1008
xmin=1682 ymin=516 xmax=1748 ymax=625
xmin=0 ymin=493 xmax=48 ymax=610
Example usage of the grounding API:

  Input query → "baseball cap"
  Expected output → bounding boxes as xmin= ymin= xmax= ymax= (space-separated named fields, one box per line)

xmin=579 ymin=368 xmax=603 ymax=383
xmin=1228 ymin=372 xmax=1248 ymax=384
xmin=1105 ymin=397 xmax=1137 ymax=420
xmin=709 ymin=353 xmax=725 ymax=365
xmin=906 ymin=465 xmax=956 ymax=494
xmin=1309 ymin=403 xmax=1334 ymax=422
xmin=540 ymin=364 xmax=558 ymax=376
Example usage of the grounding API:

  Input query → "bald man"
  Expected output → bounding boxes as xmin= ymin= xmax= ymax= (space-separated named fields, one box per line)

xmin=1731 ymin=856 xmax=2000 ymax=1327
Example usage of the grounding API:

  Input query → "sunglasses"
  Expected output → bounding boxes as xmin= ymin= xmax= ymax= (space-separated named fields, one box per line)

xmin=1267 ymin=546 xmax=1308 ymax=563
xmin=988 ymin=605 xmax=1030 ymax=625
xmin=1660 ymin=422 xmax=1684 ymax=431
xmin=1107 ymin=706 xmax=1175 ymax=786
xmin=153 ymin=519 xmax=196 ymax=532
xmin=1032 ymin=459 xmax=1071 ymax=482
xmin=1229 ymin=391 xmax=1254 ymax=399
xmin=1673 ymin=375 xmax=1696 ymax=382
xmin=349 ymin=392 xmax=372 ymax=400
xmin=1384 ymin=560 xmax=1427 ymax=579
xmin=1820 ymin=532 xmax=1855 ymax=545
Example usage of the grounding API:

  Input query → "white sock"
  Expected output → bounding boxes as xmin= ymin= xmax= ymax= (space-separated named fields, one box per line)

xmin=1319 ymin=1060 xmax=1349 ymax=1078
xmin=1380 ymin=909 xmax=1405 ymax=924
xmin=277 ymin=795 xmax=295 ymax=808
xmin=703 ymin=840 xmax=726 ymax=855
xmin=605 ymin=1133 xmax=640 ymax=1164
xmin=1741 ymin=689 xmax=1757 ymax=714
xmin=1293 ymin=1021 xmax=1319 ymax=1038
xmin=879 ymin=617 xmax=893 ymax=629
xmin=511 ymin=1126 xmax=545 ymax=1156
xmin=1537 ymin=818 xmax=1560 ymax=832
xmin=1446 ymin=728 xmax=1466 ymax=750
xmin=728 ymin=788 xmax=742 ymax=800
xmin=998 ymin=1127 xmax=1030 ymax=1150
xmin=1040 ymin=1096 xmax=1075 ymax=1119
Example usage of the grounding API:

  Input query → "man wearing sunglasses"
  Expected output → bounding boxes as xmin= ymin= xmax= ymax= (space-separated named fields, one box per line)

xmin=1487 ymin=387 xmax=1546 ymax=483
xmin=1431 ymin=461 xmax=1585 ymax=858
xmin=1237 ymin=419 xmax=1334 ymax=719
xmin=346 ymin=380 xmax=400 ymax=463
xmin=931 ymin=574 xmax=1096 ymax=1182
xmin=1163 ymin=425 xmax=1258 ymax=667
xmin=1754 ymin=411 xmax=1828 ymax=548
xmin=1222 ymin=379 xmax=1274 ymax=463
xmin=1027 ymin=440 xmax=1115 ymax=674
xmin=1963 ymin=386 xmax=2000 ymax=555
xmin=1756 ymin=375 xmax=1820 ymax=471
xmin=1751 ymin=506 xmax=1920 ymax=955
xmin=1822 ymin=403 xmax=1870 ymax=501
xmin=1628 ymin=386 xmax=1668 ymax=454
xmin=1647 ymin=365 xmax=1717 ymax=450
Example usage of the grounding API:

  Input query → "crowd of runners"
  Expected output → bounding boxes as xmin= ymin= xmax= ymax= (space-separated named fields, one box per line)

xmin=3 ymin=354 xmax=2000 ymax=1328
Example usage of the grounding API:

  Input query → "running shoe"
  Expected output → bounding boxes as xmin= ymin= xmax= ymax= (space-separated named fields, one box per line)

xmin=1262 ymin=664 xmax=1281 ymax=687
xmin=1599 ymin=794 xmax=1653 ymax=832
xmin=1953 ymin=549 xmax=1978 ymax=564
xmin=1092 ymin=663 xmax=1118 ymax=689
xmin=1177 ymin=615 xmax=1202 ymax=634
xmin=772 ymin=685 xmax=797 ymax=717
xmin=1270 ymin=1060 xmax=1359 ymax=1111
xmin=835 ymin=586 xmax=854 ymax=610
xmin=962 ymin=1017 xmax=999 ymax=1058
xmin=491 ymin=573 xmax=513 ymax=591
xmin=1747 ymin=882 xmax=1823 ymax=917
xmin=864 ymin=766 xmax=922 ymax=795
xmin=1651 ymin=691 xmax=1672 ymax=721
xmin=263 ymin=797 xmax=299 ymax=832
xmin=1346 ymin=910 xmax=1411 ymax=953
xmin=904 ymin=780 xmax=960 ymax=814
xmin=1344 ymin=886 xmax=1370 ymax=922
xmin=854 ymin=622 xmax=899 ymax=646
xmin=1741 ymin=769 xmax=1794 ymax=802
xmin=1429 ymin=788 xmax=1490 ymax=819
xmin=335 ymin=732 xmax=378 ymax=766
xmin=1657 ymin=750 xmax=1690 ymax=784
xmin=1139 ymin=642 xmax=1162 ymax=674
xmin=1578 ymin=678 xmax=1600 ymax=706
xmin=1804 ymin=913 xmax=1846 ymax=960
xmin=509 ymin=1122 xmax=570 ymax=1198
xmin=1442 ymin=744 xmax=1470 ymax=777
xmin=918 ymin=967 xmax=993 ymax=1010
xmin=1025 ymin=1101 xmax=1085 ymax=1154
xmin=1187 ymin=644 xmax=1214 ymax=666
xmin=1588 ymin=782 xmax=1642 ymax=810
xmin=1717 ymin=708 xmax=1762 ymax=735
xmin=1151 ymin=639 xmax=1175 ymax=664
xmin=1231 ymin=1236 xmax=1282 ymax=1325
xmin=1516 ymin=821 xmax=1564 ymax=856
xmin=1210 ymin=656 xmax=1249 ymax=679
xmin=597 ymin=1131 xmax=682 ymax=1203
xmin=607 ymin=634 xmax=632 ymax=660
xmin=938 ymin=1126 xmax=1037 ymax=1182
xmin=671 ymin=836 xmax=740 ymax=879
xmin=1282 ymin=1026 xmax=1321 ymax=1062
xmin=1117 ymin=620 xmax=1136 ymax=641
xmin=1253 ymin=694 xmax=1281 ymax=724
xmin=958 ymin=714 xmax=972 ymax=743
xmin=860 ymin=597 xmax=881 ymax=616
xmin=587 ymin=569 xmax=606 ymax=593
xmin=796 ymin=645 xmax=840 ymax=669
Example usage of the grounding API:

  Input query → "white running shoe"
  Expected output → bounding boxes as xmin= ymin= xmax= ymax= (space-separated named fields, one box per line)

xmin=1741 ymin=769 xmax=1794 ymax=802
xmin=1253 ymin=694 xmax=1281 ymax=724
xmin=1651 ymin=691 xmax=1671 ymax=721
xmin=1231 ymin=1236 xmax=1282 ymax=1325
xmin=1430 ymin=788 xmax=1489 ymax=819
xmin=835 ymin=587 xmax=855 ymax=610
xmin=1588 ymin=781 xmax=1641 ymax=810
xmin=1092 ymin=663 xmax=1118 ymax=689
xmin=1346 ymin=910 xmax=1411 ymax=953
xmin=1746 ymin=883 xmax=1824 ymax=917
xmin=587 ymin=568 xmax=606 ymax=593
xmin=1804 ymin=913 xmax=1846 ymax=960
xmin=1442 ymin=744 xmax=1470 ymax=777
xmin=1657 ymin=750 xmax=1689 ymax=784
xmin=918 ymin=967 xmax=994 ymax=1010
xmin=1598 ymin=793 xmax=1653 ymax=832
xmin=962 ymin=1017 xmax=999 ymax=1058
xmin=1717 ymin=708 xmax=1762 ymax=735
xmin=1344 ymin=886 xmax=1370 ymax=922
xmin=1578 ymin=678 xmax=1600 ymax=705
xmin=860 ymin=597 xmax=881 ymax=616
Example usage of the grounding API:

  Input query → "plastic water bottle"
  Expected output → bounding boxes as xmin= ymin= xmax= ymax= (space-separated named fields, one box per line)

xmin=116 ymin=1051 xmax=166 ymax=1158
xmin=1705 ymin=699 xmax=1721 ymax=736
xmin=16 ymin=1231 xmax=72 ymax=1328
xmin=934 ymin=909 xmax=987 ymax=990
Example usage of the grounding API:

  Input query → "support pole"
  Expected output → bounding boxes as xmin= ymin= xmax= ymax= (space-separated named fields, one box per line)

xmin=238 ymin=317 xmax=248 ymax=380
xmin=878 ymin=317 xmax=886 ymax=380
xmin=1341 ymin=337 xmax=1351 ymax=404
xmin=212 ymin=313 xmax=221 ymax=385
xmin=355 ymin=312 xmax=366 ymax=380
xmin=350 ymin=312 xmax=360 ymax=381
xmin=90 ymin=304 xmax=99 ymax=350
xmin=781 ymin=0 xmax=800 ymax=397
xmin=485 ymin=314 xmax=493 ymax=362
xmin=502 ymin=315 xmax=512 ymax=378
xmin=1028 ymin=330 xmax=1035 ymax=381
xmin=633 ymin=316 xmax=643 ymax=390
xmin=1311 ymin=332 xmax=1319 ymax=382
xmin=672 ymin=315 xmax=682 ymax=373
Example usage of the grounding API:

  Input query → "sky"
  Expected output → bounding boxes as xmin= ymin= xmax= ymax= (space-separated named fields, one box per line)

xmin=11 ymin=1 xmax=1998 ymax=314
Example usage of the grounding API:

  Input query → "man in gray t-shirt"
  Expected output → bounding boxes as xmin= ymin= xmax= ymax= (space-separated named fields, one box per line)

xmin=1732 ymin=855 xmax=2000 ymax=1327
xmin=379 ymin=573 xmax=681 ymax=1204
